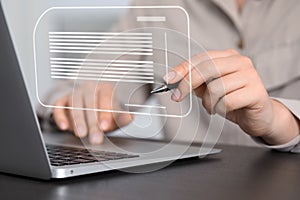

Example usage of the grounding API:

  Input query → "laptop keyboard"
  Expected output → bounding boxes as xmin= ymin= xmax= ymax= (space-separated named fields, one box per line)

xmin=46 ymin=145 xmax=139 ymax=167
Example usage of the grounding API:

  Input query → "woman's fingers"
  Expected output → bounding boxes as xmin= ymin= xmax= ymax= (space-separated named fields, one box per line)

xmin=116 ymin=113 xmax=134 ymax=128
xmin=172 ymin=55 xmax=243 ymax=102
xmin=53 ymin=96 xmax=70 ymax=131
xmin=172 ymin=54 xmax=253 ymax=102
xmin=52 ymin=81 xmax=134 ymax=144
xmin=97 ymin=83 xmax=134 ymax=132
xmin=214 ymin=88 xmax=251 ymax=117
xmin=166 ymin=49 xmax=239 ymax=84
xmin=83 ymin=87 xmax=104 ymax=144
xmin=97 ymin=83 xmax=116 ymax=132
xmin=69 ymin=91 xmax=88 ymax=138
xmin=202 ymin=72 xmax=247 ymax=114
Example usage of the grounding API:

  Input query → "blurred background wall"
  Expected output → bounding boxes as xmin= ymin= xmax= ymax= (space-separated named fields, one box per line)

xmin=2 ymin=0 xmax=131 ymax=106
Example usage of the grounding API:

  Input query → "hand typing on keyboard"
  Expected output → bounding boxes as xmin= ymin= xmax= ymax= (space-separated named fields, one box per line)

xmin=52 ymin=82 xmax=133 ymax=144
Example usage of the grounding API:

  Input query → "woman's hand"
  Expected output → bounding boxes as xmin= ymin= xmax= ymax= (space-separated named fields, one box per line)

xmin=52 ymin=82 xmax=133 ymax=144
xmin=166 ymin=49 xmax=299 ymax=145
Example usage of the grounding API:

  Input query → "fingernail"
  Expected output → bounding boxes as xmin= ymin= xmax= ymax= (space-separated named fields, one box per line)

xmin=91 ymin=133 xmax=102 ymax=144
xmin=77 ymin=126 xmax=86 ymax=137
xmin=59 ymin=121 xmax=67 ymax=130
xmin=100 ymin=119 xmax=110 ymax=131
xmin=164 ymin=71 xmax=177 ymax=82
xmin=171 ymin=89 xmax=181 ymax=101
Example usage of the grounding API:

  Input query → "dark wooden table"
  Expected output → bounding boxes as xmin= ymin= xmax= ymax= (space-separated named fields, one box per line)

xmin=0 ymin=144 xmax=300 ymax=200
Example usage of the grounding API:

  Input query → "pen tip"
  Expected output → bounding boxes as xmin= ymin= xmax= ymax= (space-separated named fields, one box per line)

xmin=151 ymin=85 xmax=168 ymax=94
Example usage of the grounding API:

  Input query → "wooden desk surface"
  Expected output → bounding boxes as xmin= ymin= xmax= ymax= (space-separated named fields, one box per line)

xmin=1 ymin=144 xmax=300 ymax=200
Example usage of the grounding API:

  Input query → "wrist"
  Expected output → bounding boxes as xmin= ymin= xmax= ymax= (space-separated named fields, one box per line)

xmin=261 ymin=99 xmax=300 ymax=145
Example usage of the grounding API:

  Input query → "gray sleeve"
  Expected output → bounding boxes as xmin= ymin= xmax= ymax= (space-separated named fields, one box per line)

xmin=253 ymin=135 xmax=300 ymax=153
xmin=36 ymin=81 xmax=74 ymax=122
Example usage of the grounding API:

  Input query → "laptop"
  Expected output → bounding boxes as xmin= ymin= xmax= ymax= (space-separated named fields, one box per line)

xmin=0 ymin=3 xmax=221 ymax=180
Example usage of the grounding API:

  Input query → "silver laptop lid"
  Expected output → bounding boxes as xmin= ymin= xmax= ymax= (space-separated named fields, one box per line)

xmin=0 ymin=2 xmax=52 ymax=179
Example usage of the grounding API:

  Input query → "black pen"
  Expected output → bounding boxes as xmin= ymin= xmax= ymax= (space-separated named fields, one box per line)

xmin=151 ymin=82 xmax=180 ymax=94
